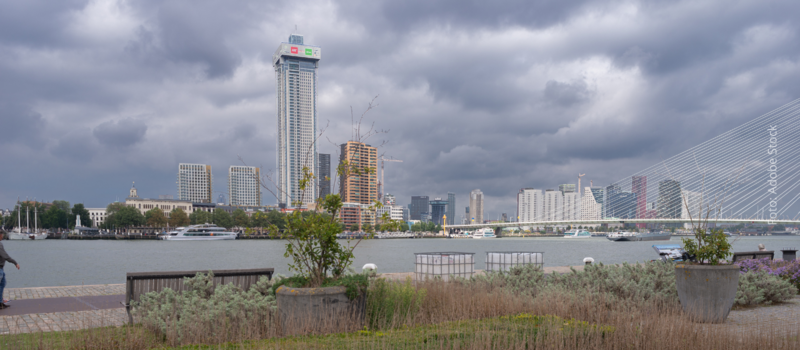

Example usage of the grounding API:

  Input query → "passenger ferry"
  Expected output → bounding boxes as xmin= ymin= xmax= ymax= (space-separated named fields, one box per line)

xmin=607 ymin=231 xmax=671 ymax=242
xmin=472 ymin=228 xmax=497 ymax=239
xmin=563 ymin=229 xmax=592 ymax=238
xmin=160 ymin=224 xmax=237 ymax=241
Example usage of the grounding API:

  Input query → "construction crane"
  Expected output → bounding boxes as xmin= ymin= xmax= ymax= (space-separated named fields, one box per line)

xmin=577 ymin=173 xmax=585 ymax=197
xmin=378 ymin=157 xmax=403 ymax=201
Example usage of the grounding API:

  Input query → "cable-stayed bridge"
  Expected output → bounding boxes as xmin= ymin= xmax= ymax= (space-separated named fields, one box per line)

xmin=449 ymin=98 xmax=800 ymax=232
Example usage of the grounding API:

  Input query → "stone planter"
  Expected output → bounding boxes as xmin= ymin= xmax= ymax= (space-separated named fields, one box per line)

xmin=675 ymin=264 xmax=739 ymax=323
xmin=276 ymin=285 xmax=366 ymax=336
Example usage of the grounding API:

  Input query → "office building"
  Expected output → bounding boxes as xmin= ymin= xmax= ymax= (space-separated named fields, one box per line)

xmin=611 ymin=192 xmax=637 ymax=219
xmin=446 ymin=192 xmax=456 ymax=225
xmin=228 ymin=166 xmax=261 ymax=206
xmin=410 ymin=196 xmax=429 ymax=220
xmin=631 ymin=176 xmax=647 ymax=218
xmin=657 ymin=180 xmax=682 ymax=219
xmin=274 ymin=33 xmax=322 ymax=206
xmin=543 ymin=189 xmax=562 ymax=221
xmin=317 ymin=153 xmax=331 ymax=199
xmin=516 ymin=188 xmax=543 ymax=223
xmin=581 ymin=187 xmax=603 ymax=220
xmin=430 ymin=198 xmax=448 ymax=225
xmin=558 ymin=184 xmax=576 ymax=194
xmin=339 ymin=141 xmax=377 ymax=204
xmin=469 ymin=189 xmax=484 ymax=223
xmin=464 ymin=206 xmax=470 ymax=224
xmin=604 ymin=185 xmax=620 ymax=218
xmin=177 ymin=163 xmax=213 ymax=203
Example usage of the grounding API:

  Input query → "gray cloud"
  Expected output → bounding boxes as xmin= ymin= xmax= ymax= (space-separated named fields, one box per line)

xmin=93 ymin=118 xmax=148 ymax=148
xmin=0 ymin=103 xmax=46 ymax=146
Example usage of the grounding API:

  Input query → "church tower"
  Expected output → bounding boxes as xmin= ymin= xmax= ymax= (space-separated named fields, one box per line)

xmin=129 ymin=182 xmax=139 ymax=198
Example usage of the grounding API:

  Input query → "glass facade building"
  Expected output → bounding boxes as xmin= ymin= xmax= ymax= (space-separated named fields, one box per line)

xmin=430 ymin=198 xmax=448 ymax=226
xmin=410 ymin=196 xmax=429 ymax=221
xmin=446 ymin=192 xmax=456 ymax=225
xmin=317 ymin=153 xmax=331 ymax=199
xmin=273 ymin=34 xmax=321 ymax=206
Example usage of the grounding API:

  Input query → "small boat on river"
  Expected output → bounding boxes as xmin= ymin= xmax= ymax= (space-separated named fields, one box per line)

xmin=160 ymin=224 xmax=236 ymax=241
xmin=472 ymin=228 xmax=496 ymax=239
xmin=563 ymin=229 xmax=592 ymax=238
xmin=607 ymin=231 xmax=671 ymax=242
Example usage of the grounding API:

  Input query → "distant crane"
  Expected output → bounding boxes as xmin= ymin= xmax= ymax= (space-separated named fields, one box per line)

xmin=577 ymin=173 xmax=586 ymax=197
xmin=378 ymin=157 xmax=403 ymax=201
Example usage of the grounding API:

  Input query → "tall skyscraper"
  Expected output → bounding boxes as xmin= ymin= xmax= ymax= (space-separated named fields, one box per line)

xmin=410 ymin=196 xmax=429 ymax=220
xmin=604 ymin=184 xmax=620 ymax=218
xmin=543 ymin=189 xmax=562 ymax=221
xmin=632 ymin=176 xmax=647 ymax=220
xmin=657 ymin=180 xmax=682 ymax=219
xmin=446 ymin=192 xmax=456 ymax=225
xmin=469 ymin=189 xmax=484 ymax=223
xmin=177 ymin=163 xmax=213 ymax=203
xmin=339 ymin=141 xmax=377 ymax=204
xmin=274 ymin=33 xmax=321 ymax=206
xmin=228 ymin=166 xmax=261 ymax=206
xmin=429 ymin=198 xmax=448 ymax=226
xmin=563 ymin=191 xmax=581 ymax=221
xmin=516 ymin=188 xmax=543 ymax=223
xmin=317 ymin=153 xmax=331 ymax=199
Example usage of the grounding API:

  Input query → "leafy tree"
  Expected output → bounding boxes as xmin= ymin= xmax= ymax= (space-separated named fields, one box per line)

xmin=145 ymin=207 xmax=167 ymax=227
xmin=374 ymin=223 xmax=381 ymax=232
xmin=70 ymin=203 xmax=92 ymax=228
xmin=350 ymin=223 xmax=360 ymax=232
xmin=250 ymin=211 xmax=269 ymax=228
xmin=52 ymin=200 xmax=71 ymax=214
xmin=190 ymin=210 xmax=213 ymax=225
xmin=213 ymin=209 xmax=234 ymax=229
xmin=169 ymin=208 xmax=190 ymax=227
xmin=232 ymin=209 xmax=250 ymax=228
xmin=107 ymin=206 xmax=145 ymax=228
xmin=266 ymin=210 xmax=286 ymax=230
xmin=434 ymin=224 xmax=442 ymax=232
xmin=42 ymin=205 xmax=68 ymax=229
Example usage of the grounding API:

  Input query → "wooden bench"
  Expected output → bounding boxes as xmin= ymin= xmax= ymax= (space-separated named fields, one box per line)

xmin=124 ymin=268 xmax=274 ymax=323
xmin=731 ymin=251 xmax=774 ymax=263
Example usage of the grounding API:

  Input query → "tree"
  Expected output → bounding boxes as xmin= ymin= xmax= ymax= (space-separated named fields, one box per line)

xmin=52 ymin=200 xmax=70 ymax=214
xmin=266 ymin=210 xmax=286 ymax=230
xmin=108 ymin=206 xmax=145 ymax=228
xmin=250 ymin=211 xmax=268 ymax=228
xmin=213 ymin=209 xmax=234 ymax=229
xmin=145 ymin=207 xmax=167 ymax=228
xmin=232 ymin=209 xmax=250 ymax=228
xmin=169 ymin=208 xmax=190 ymax=227
xmin=70 ymin=203 xmax=92 ymax=228
xmin=374 ymin=223 xmax=381 ymax=232
xmin=190 ymin=210 xmax=212 ymax=225
xmin=350 ymin=223 xmax=359 ymax=232
xmin=41 ymin=205 xmax=68 ymax=229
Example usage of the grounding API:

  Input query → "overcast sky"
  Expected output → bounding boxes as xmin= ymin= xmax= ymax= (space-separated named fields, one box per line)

xmin=2 ymin=0 xmax=800 ymax=220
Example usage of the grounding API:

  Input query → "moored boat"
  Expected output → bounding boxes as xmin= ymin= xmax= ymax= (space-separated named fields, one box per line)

xmin=472 ymin=228 xmax=497 ymax=239
xmin=607 ymin=231 xmax=671 ymax=242
xmin=563 ymin=229 xmax=592 ymax=238
xmin=160 ymin=224 xmax=236 ymax=241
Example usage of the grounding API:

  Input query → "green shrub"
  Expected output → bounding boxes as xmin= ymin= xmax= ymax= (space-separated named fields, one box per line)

xmin=133 ymin=272 xmax=279 ymax=345
xmin=735 ymin=270 xmax=798 ymax=306
xmin=367 ymin=277 xmax=427 ymax=330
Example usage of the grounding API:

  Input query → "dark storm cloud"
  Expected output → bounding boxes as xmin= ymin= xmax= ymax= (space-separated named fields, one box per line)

xmin=2 ymin=0 xmax=800 ymax=218
xmin=93 ymin=118 xmax=148 ymax=148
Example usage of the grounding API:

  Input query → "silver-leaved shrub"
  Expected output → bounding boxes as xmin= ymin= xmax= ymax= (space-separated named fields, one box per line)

xmin=735 ymin=270 xmax=798 ymax=306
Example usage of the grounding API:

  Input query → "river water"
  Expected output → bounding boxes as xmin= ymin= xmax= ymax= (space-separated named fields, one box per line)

xmin=2 ymin=236 xmax=799 ymax=288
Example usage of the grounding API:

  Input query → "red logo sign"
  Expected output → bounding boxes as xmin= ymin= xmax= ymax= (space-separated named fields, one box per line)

xmin=291 ymin=47 xmax=298 ymax=54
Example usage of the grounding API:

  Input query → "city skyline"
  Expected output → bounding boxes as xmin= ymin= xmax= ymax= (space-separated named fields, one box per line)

xmin=3 ymin=1 xmax=800 ymax=220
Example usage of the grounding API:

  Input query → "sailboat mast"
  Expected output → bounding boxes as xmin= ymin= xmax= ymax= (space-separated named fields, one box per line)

xmin=35 ymin=204 xmax=38 ymax=232
xmin=26 ymin=204 xmax=30 ymax=232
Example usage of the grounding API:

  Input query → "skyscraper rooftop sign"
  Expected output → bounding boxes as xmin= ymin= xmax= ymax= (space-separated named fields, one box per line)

xmin=274 ymin=43 xmax=321 ymax=63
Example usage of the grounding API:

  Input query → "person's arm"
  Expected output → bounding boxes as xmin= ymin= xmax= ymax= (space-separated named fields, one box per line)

xmin=0 ymin=244 xmax=18 ymax=266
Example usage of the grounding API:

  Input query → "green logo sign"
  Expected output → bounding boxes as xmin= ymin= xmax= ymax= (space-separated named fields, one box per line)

xmin=305 ymin=48 xmax=312 ymax=56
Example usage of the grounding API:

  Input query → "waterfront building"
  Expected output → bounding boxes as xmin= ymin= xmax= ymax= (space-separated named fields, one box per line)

xmin=516 ymin=188 xmax=543 ymax=223
xmin=610 ymin=192 xmax=637 ymax=219
xmin=317 ymin=153 xmax=331 ymax=199
xmin=87 ymin=208 xmax=107 ymax=228
xmin=632 ymin=176 xmax=647 ymax=228
xmin=377 ymin=205 xmax=405 ymax=222
xmin=274 ymin=33 xmax=321 ymax=207
xmin=604 ymin=185 xmax=620 ymax=218
xmin=402 ymin=207 xmax=409 ymax=221
xmin=410 ymin=196 xmax=429 ymax=220
xmin=177 ymin=163 xmax=213 ymax=203
xmin=581 ymin=187 xmax=602 ymax=220
xmin=339 ymin=141 xmax=377 ymax=205
xmin=228 ymin=166 xmax=261 ymax=206
xmin=563 ymin=191 xmax=581 ymax=221
xmin=543 ymin=189 xmax=562 ymax=221
xmin=127 ymin=182 xmax=194 ymax=217
xmin=464 ymin=206 xmax=470 ymax=224
xmin=430 ymin=198 xmax=448 ymax=225
xmin=446 ymin=192 xmax=456 ymax=225
xmin=657 ymin=180 xmax=682 ymax=219
xmin=469 ymin=189 xmax=484 ymax=224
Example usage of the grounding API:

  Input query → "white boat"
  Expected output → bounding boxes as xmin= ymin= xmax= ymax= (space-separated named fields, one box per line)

xmin=160 ymin=224 xmax=236 ymax=241
xmin=9 ymin=202 xmax=47 ymax=240
xmin=607 ymin=231 xmax=671 ymax=242
xmin=563 ymin=229 xmax=592 ymax=238
xmin=472 ymin=228 xmax=496 ymax=239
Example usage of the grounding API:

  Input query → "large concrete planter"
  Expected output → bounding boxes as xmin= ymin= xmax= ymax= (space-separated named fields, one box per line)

xmin=276 ymin=285 xmax=366 ymax=335
xmin=675 ymin=264 xmax=739 ymax=323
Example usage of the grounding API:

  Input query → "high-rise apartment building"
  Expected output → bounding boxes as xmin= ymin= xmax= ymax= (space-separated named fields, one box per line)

xmin=469 ymin=189 xmax=484 ymax=223
xmin=657 ymin=180 xmax=682 ymax=219
xmin=543 ymin=189 xmax=562 ymax=221
xmin=446 ymin=192 xmax=456 ymax=225
xmin=317 ymin=153 xmax=331 ymax=200
xmin=516 ymin=188 xmax=543 ymax=223
xmin=563 ymin=191 xmax=581 ymax=221
xmin=177 ymin=163 xmax=213 ymax=203
xmin=274 ymin=34 xmax=321 ymax=206
xmin=410 ymin=196 xmax=429 ymax=220
xmin=430 ymin=198 xmax=448 ymax=226
xmin=581 ymin=187 xmax=603 ymax=220
xmin=632 ymin=176 xmax=647 ymax=225
xmin=558 ymin=184 xmax=576 ymax=194
xmin=339 ymin=141 xmax=377 ymax=204
xmin=228 ymin=166 xmax=261 ymax=206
